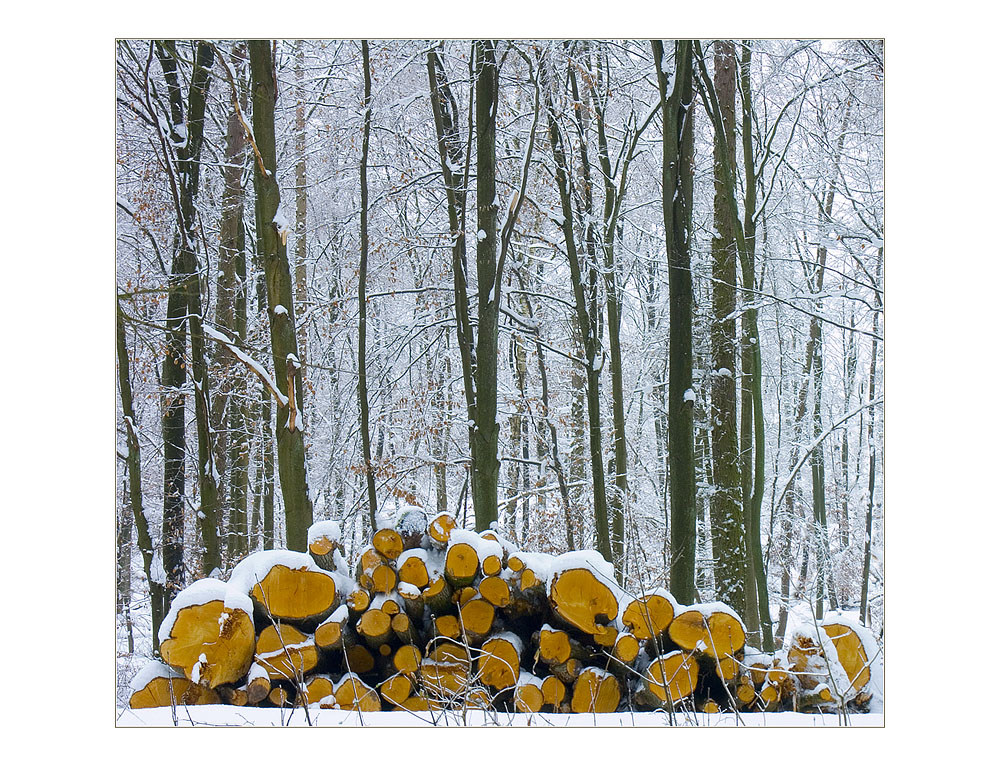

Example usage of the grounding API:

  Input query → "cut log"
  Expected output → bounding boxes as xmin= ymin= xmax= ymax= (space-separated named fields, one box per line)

xmin=434 ymin=614 xmax=461 ymax=641
xmin=302 ymin=674 xmax=335 ymax=706
xmin=427 ymin=511 xmax=458 ymax=549
xmin=391 ymin=612 xmax=415 ymax=644
xmin=638 ymin=651 xmax=700 ymax=708
xmin=396 ymin=549 xmax=430 ymax=589
xmin=454 ymin=585 xmax=478 ymax=607
xmin=267 ymin=686 xmax=291 ymax=707
xmin=307 ymin=519 xmax=344 ymax=572
xmin=541 ymin=674 xmax=567 ymax=708
xmin=380 ymin=674 xmax=413 ymax=706
xmin=457 ymin=597 xmax=496 ymax=644
xmin=393 ymin=645 xmax=422 ymax=676
xmin=315 ymin=605 xmax=352 ymax=652
xmin=548 ymin=657 xmax=584 ymax=685
xmin=397 ymin=582 xmax=426 ymax=621
xmin=537 ymin=625 xmax=591 ymax=666
xmin=613 ymin=631 xmax=640 ymax=664
xmin=479 ymin=575 xmax=511 ymax=607
xmin=758 ymin=679 xmax=781 ymax=711
xmin=357 ymin=545 xmax=397 ymax=594
xmin=822 ymin=621 xmax=872 ymax=694
xmin=421 ymin=639 xmax=472 ymax=700
xmin=481 ymin=553 xmax=503 ymax=577
xmin=345 ymin=585 xmax=371 ymax=616
xmin=548 ymin=565 xmax=619 ymax=643
xmin=373 ymin=527 xmax=404 ymax=561
xmin=513 ymin=670 xmax=545 ymax=713
xmin=244 ymin=662 xmax=271 ymax=705
xmin=668 ymin=603 xmax=746 ymax=661
xmin=735 ymin=675 xmax=756 ymax=707
xmin=217 ymin=685 xmax=248 ymax=706
xmin=342 ymin=644 xmax=376 ymax=676
xmin=621 ymin=589 xmax=677 ymax=642
xmin=330 ymin=673 xmax=381 ymax=711
xmin=477 ymin=631 xmax=524 ymax=691
xmin=230 ymin=551 xmax=340 ymax=627
xmin=798 ymin=683 xmax=834 ymax=710
xmin=372 ymin=593 xmax=401 ymax=615
xmin=157 ymin=579 xmax=256 ymax=689
xmin=255 ymin=624 xmax=319 ymax=681
xmin=444 ymin=540 xmax=480 ymax=589
xmin=128 ymin=661 xmax=221 ymax=708
xmin=422 ymin=575 xmax=453 ymax=615
xmin=357 ymin=608 xmax=393 ymax=649
xmin=570 ymin=667 xmax=620 ymax=713
xmin=592 ymin=624 xmax=619 ymax=649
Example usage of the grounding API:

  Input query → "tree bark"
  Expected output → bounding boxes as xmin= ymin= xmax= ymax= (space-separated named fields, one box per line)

xmin=859 ymin=250 xmax=882 ymax=625
xmin=652 ymin=40 xmax=697 ymax=604
xmin=248 ymin=39 xmax=313 ymax=551
xmin=213 ymin=42 xmax=250 ymax=565
xmin=117 ymin=303 xmax=166 ymax=652
xmin=471 ymin=39 xmax=501 ymax=532
xmin=543 ymin=62 xmax=612 ymax=565
xmin=358 ymin=40 xmax=379 ymax=533
xmin=708 ymin=40 xmax=747 ymax=616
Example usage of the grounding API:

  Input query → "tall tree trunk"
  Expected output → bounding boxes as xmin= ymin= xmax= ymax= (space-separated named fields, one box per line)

xmin=155 ymin=40 xmax=218 ymax=592
xmin=248 ymin=39 xmax=314 ymax=551
xmin=652 ymin=40 xmax=696 ymax=604
xmin=358 ymin=39 xmax=379 ymax=532
xmin=471 ymin=39 xmax=501 ymax=532
xmin=708 ymin=40 xmax=747 ymax=617
xmin=809 ymin=96 xmax=852 ymax=619
xmin=294 ymin=40 xmax=310 ymax=376
xmin=117 ymin=304 xmax=166 ymax=652
xmin=426 ymin=44 xmax=477 ymax=527
xmin=544 ymin=67 xmax=612 ymax=565
xmin=859 ymin=250 xmax=882 ymax=625
xmin=591 ymin=45 xmax=656 ymax=577
xmin=118 ymin=474 xmax=135 ymax=653
xmin=694 ymin=40 xmax=772 ymax=649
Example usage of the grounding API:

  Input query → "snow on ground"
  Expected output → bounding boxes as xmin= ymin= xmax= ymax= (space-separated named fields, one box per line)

xmin=117 ymin=705 xmax=883 ymax=728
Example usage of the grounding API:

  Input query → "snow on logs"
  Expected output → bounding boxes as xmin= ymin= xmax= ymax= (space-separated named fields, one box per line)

xmin=131 ymin=510 xmax=881 ymax=715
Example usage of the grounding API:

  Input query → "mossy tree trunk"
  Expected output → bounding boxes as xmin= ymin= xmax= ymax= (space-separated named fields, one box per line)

xmin=248 ymin=39 xmax=313 ymax=552
xmin=708 ymin=40 xmax=747 ymax=616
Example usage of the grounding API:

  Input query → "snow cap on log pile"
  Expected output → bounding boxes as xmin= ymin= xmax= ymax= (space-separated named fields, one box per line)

xmin=157 ymin=577 xmax=253 ymax=645
xmin=229 ymin=549 xmax=348 ymax=625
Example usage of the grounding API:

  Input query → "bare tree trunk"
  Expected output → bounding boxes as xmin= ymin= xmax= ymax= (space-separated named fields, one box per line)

xmin=652 ymin=40 xmax=696 ymax=604
xmin=358 ymin=39 xmax=379 ymax=532
xmin=294 ymin=40 xmax=310 ymax=376
xmin=117 ymin=303 xmax=166 ymax=651
xmin=544 ymin=63 xmax=612 ymax=565
xmin=859 ymin=250 xmax=882 ymax=625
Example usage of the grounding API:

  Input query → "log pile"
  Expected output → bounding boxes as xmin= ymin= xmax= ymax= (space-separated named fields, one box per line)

xmin=130 ymin=510 xmax=880 ymax=715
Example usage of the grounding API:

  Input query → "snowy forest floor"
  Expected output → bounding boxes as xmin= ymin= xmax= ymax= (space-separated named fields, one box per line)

xmin=116 ymin=705 xmax=883 ymax=727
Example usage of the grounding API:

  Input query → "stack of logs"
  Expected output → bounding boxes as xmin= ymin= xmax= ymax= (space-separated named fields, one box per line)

xmin=129 ymin=509 xmax=878 ymax=715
